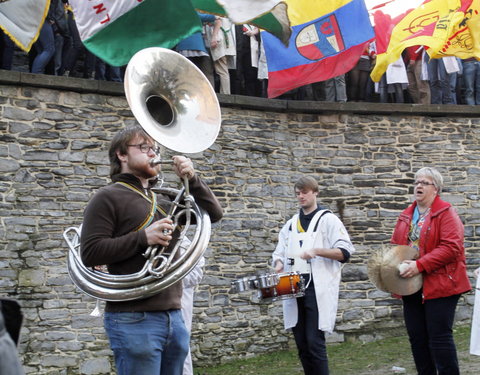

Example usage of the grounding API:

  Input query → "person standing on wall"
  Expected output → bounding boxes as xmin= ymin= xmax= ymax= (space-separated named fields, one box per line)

xmin=272 ymin=176 xmax=355 ymax=375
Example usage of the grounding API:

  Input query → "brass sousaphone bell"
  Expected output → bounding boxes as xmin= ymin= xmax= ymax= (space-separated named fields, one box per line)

xmin=124 ymin=47 xmax=221 ymax=153
xmin=64 ymin=48 xmax=221 ymax=302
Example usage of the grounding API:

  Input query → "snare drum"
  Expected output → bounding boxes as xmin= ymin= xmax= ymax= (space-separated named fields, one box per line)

xmin=258 ymin=271 xmax=305 ymax=303
xmin=231 ymin=272 xmax=279 ymax=293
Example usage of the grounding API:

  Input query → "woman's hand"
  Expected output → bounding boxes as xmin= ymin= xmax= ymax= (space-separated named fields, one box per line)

xmin=399 ymin=260 xmax=420 ymax=278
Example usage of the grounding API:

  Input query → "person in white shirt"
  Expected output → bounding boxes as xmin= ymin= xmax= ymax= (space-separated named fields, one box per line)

xmin=272 ymin=176 xmax=355 ymax=375
xmin=204 ymin=17 xmax=236 ymax=95
xmin=181 ymin=254 xmax=205 ymax=375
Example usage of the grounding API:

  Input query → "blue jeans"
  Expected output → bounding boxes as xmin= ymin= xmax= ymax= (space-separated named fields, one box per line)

xmin=403 ymin=290 xmax=460 ymax=375
xmin=95 ymin=59 xmax=123 ymax=82
xmin=427 ymin=57 xmax=456 ymax=104
xmin=104 ymin=310 xmax=189 ymax=375
xmin=291 ymin=279 xmax=329 ymax=375
xmin=462 ymin=60 xmax=480 ymax=105
xmin=31 ymin=22 xmax=55 ymax=74
xmin=0 ymin=30 xmax=14 ymax=70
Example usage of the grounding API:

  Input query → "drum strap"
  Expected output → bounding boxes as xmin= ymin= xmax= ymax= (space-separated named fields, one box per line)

xmin=290 ymin=210 xmax=332 ymax=232
xmin=287 ymin=210 xmax=330 ymax=275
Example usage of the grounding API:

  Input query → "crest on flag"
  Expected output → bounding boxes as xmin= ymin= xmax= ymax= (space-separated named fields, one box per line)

xmin=296 ymin=15 xmax=346 ymax=60
xmin=263 ymin=0 xmax=374 ymax=98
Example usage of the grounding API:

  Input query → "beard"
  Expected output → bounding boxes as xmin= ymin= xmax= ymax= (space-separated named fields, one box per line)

xmin=128 ymin=159 xmax=160 ymax=180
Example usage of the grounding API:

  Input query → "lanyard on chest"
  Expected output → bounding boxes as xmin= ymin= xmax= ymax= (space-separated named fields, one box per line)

xmin=115 ymin=182 xmax=167 ymax=231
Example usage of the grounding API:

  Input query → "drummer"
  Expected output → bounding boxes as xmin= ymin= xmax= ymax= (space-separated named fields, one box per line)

xmin=391 ymin=167 xmax=471 ymax=374
xmin=272 ymin=176 xmax=355 ymax=375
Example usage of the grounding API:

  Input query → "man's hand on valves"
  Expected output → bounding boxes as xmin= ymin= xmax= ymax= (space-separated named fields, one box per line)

xmin=145 ymin=218 xmax=174 ymax=247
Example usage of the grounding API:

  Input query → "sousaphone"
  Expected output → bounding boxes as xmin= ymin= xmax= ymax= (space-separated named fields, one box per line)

xmin=64 ymin=48 xmax=221 ymax=302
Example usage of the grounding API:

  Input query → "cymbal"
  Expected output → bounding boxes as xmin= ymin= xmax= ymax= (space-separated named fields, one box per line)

xmin=368 ymin=245 xmax=423 ymax=296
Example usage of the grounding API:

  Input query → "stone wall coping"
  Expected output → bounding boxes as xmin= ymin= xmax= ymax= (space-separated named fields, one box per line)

xmin=2 ymin=69 xmax=479 ymax=117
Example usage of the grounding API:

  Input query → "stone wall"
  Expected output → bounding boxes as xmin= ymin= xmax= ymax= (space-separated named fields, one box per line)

xmin=0 ymin=71 xmax=479 ymax=374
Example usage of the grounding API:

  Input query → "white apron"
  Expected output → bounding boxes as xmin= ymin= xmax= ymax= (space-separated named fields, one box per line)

xmin=281 ymin=210 xmax=342 ymax=333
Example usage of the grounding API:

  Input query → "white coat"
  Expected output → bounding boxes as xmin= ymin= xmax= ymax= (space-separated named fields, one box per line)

xmin=204 ymin=17 xmax=236 ymax=64
xmin=386 ymin=56 xmax=409 ymax=85
xmin=470 ymin=268 xmax=480 ymax=355
xmin=181 ymin=240 xmax=205 ymax=375
xmin=272 ymin=210 xmax=355 ymax=333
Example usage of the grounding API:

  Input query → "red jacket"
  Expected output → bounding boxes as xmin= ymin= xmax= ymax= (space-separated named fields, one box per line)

xmin=391 ymin=195 xmax=471 ymax=300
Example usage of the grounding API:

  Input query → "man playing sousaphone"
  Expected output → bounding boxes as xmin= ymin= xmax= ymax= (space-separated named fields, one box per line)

xmin=272 ymin=176 xmax=355 ymax=375
xmin=391 ymin=167 xmax=471 ymax=375
xmin=80 ymin=125 xmax=223 ymax=374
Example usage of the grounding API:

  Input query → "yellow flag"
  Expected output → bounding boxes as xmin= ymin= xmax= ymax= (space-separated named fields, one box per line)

xmin=370 ymin=0 xmax=473 ymax=82
xmin=429 ymin=0 xmax=480 ymax=58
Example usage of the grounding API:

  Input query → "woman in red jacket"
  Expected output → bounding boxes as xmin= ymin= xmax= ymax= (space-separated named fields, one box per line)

xmin=391 ymin=167 xmax=471 ymax=375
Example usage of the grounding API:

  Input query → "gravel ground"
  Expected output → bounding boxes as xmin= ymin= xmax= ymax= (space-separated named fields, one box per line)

xmin=352 ymin=343 xmax=480 ymax=375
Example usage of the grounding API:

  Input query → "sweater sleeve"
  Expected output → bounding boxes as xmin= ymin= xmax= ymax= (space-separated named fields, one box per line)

xmin=80 ymin=188 xmax=148 ymax=267
xmin=187 ymin=175 xmax=223 ymax=223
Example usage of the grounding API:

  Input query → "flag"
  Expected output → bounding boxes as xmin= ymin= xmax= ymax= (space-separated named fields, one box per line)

xmin=0 ymin=0 xmax=50 ymax=52
xmin=70 ymin=0 xmax=291 ymax=67
xmin=370 ymin=0 xmax=479 ymax=82
xmin=365 ymin=0 xmax=425 ymax=55
xmin=193 ymin=0 xmax=291 ymax=45
xmin=428 ymin=0 xmax=480 ymax=58
xmin=262 ymin=0 xmax=375 ymax=98
xmin=69 ymin=0 xmax=203 ymax=67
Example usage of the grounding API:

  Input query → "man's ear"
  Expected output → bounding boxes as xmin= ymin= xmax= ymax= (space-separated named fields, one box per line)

xmin=116 ymin=150 xmax=127 ymax=163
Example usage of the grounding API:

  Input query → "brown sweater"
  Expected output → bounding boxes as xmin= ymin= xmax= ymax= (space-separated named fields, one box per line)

xmin=80 ymin=173 xmax=223 ymax=312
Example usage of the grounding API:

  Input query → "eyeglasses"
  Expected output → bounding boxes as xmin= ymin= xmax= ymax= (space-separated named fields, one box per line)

xmin=127 ymin=144 xmax=159 ymax=154
xmin=413 ymin=180 xmax=435 ymax=187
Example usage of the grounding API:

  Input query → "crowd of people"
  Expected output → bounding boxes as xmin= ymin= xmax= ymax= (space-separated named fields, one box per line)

xmin=0 ymin=1 xmax=478 ymax=105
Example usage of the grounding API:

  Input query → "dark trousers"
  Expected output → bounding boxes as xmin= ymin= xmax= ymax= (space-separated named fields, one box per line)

xmin=292 ymin=281 xmax=329 ymax=375
xmin=403 ymin=290 xmax=460 ymax=375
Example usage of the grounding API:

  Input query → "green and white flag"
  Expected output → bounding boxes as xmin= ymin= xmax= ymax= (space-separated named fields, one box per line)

xmin=194 ymin=0 xmax=291 ymax=45
xmin=0 ymin=0 xmax=50 ymax=52
xmin=69 ymin=0 xmax=203 ymax=67
xmin=69 ymin=0 xmax=291 ymax=67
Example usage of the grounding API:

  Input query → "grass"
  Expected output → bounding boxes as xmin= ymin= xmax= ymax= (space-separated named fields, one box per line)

xmin=195 ymin=324 xmax=480 ymax=375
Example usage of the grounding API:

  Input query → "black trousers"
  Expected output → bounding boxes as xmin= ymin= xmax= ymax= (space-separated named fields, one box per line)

xmin=403 ymin=290 xmax=460 ymax=375
xmin=292 ymin=281 xmax=329 ymax=375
